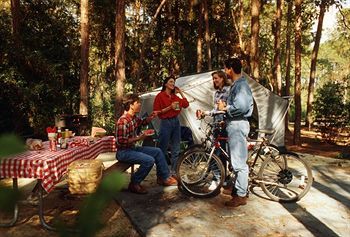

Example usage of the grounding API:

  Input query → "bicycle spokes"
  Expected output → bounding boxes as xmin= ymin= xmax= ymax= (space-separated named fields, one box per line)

xmin=258 ymin=153 xmax=313 ymax=202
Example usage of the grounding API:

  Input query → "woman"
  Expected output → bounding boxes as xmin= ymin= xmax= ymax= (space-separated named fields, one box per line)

xmin=196 ymin=70 xmax=231 ymax=121
xmin=196 ymin=70 xmax=231 ymax=189
xmin=153 ymin=76 xmax=189 ymax=175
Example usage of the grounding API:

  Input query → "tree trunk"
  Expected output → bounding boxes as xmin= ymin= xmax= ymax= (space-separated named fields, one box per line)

xmin=197 ymin=2 xmax=203 ymax=73
xmin=10 ymin=0 xmax=20 ymax=48
xmin=305 ymin=0 xmax=326 ymax=129
xmin=294 ymin=0 xmax=302 ymax=146
xmin=284 ymin=0 xmax=293 ymax=133
xmin=115 ymin=0 xmax=126 ymax=118
xmin=203 ymin=0 xmax=212 ymax=70
xmin=79 ymin=0 xmax=90 ymax=116
xmin=250 ymin=0 xmax=260 ymax=81
xmin=273 ymin=0 xmax=283 ymax=95
xmin=137 ymin=0 xmax=167 ymax=81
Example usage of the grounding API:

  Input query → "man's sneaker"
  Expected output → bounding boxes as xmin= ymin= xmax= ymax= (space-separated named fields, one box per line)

xmin=224 ymin=195 xmax=247 ymax=207
xmin=157 ymin=176 xmax=178 ymax=186
xmin=222 ymin=185 xmax=233 ymax=196
xmin=128 ymin=183 xmax=148 ymax=194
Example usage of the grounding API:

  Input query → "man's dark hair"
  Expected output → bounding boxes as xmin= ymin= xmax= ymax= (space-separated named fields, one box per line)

xmin=224 ymin=58 xmax=242 ymax=74
xmin=122 ymin=93 xmax=140 ymax=111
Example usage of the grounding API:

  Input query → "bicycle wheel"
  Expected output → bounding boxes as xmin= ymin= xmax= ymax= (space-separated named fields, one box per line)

xmin=176 ymin=149 xmax=225 ymax=198
xmin=258 ymin=152 xmax=313 ymax=202
xmin=248 ymin=145 xmax=280 ymax=176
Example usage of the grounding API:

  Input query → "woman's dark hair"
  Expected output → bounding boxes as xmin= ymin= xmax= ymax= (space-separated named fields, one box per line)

xmin=211 ymin=70 xmax=230 ymax=89
xmin=122 ymin=93 xmax=140 ymax=111
xmin=161 ymin=76 xmax=176 ymax=93
xmin=224 ymin=57 xmax=242 ymax=74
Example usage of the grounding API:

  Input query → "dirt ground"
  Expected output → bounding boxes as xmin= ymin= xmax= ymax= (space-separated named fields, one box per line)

xmin=0 ymin=126 xmax=349 ymax=237
xmin=285 ymin=126 xmax=350 ymax=158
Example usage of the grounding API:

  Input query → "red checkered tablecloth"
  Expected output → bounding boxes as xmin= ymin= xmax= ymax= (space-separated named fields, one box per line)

xmin=0 ymin=136 xmax=116 ymax=193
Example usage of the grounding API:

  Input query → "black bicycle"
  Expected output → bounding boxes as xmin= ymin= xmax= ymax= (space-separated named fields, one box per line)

xmin=176 ymin=101 xmax=313 ymax=202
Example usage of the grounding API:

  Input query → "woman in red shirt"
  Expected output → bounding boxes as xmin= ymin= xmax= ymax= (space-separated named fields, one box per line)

xmin=153 ymin=76 xmax=189 ymax=175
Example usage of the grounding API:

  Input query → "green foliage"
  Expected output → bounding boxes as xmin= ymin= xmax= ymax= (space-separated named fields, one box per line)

xmin=0 ymin=134 xmax=26 ymax=158
xmin=313 ymin=81 xmax=349 ymax=143
xmin=71 ymin=172 xmax=127 ymax=237
xmin=0 ymin=134 xmax=24 ymax=212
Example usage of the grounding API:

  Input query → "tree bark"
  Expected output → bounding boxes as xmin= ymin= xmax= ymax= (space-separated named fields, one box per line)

xmin=294 ymin=0 xmax=302 ymax=146
xmin=79 ymin=0 xmax=90 ymax=116
xmin=137 ymin=0 xmax=167 ymax=81
xmin=197 ymin=2 xmax=203 ymax=73
xmin=10 ymin=0 xmax=20 ymax=48
xmin=273 ymin=0 xmax=283 ymax=95
xmin=115 ymin=0 xmax=126 ymax=118
xmin=250 ymin=0 xmax=260 ymax=81
xmin=285 ymin=0 xmax=293 ymax=133
xmin=305 ymin=0 xmax=326 ymax=129
xmin=203 ymin=0 xmax=212 ymax=70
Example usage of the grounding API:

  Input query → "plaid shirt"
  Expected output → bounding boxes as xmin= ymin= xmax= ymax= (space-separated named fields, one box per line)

xmin=116 ymin=112 xmax=145 ymax=149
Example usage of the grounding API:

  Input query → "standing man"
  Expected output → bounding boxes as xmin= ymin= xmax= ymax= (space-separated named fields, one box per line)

xmin=116 ymin=93 xmax=177 ymax=195
xmin=218 ymin=58 xmax=253 ymax=207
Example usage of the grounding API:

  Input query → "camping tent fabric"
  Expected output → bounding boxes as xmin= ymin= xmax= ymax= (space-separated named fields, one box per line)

xmin=140 ymin=71 xmax=289 ymax=148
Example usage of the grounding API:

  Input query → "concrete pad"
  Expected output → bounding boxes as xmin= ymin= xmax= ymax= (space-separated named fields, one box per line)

xmin=115 ymin=154 xmax=350 ymax=237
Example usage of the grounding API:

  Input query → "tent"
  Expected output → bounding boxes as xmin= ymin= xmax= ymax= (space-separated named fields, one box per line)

xmin=140 ymin=71 xmax=289 ymax=148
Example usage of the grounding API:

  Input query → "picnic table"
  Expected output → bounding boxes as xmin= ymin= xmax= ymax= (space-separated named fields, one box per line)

xmin=0 ymin=136 xmax=116 ymax=230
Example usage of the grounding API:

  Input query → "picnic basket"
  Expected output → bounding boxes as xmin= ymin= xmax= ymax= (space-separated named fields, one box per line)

xmin=67 ymin=159 xmax=104 ymax=195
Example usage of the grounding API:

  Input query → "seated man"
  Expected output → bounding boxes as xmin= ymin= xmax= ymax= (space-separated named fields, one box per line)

xmin=116 ymin=93 xmax=177 ymax=194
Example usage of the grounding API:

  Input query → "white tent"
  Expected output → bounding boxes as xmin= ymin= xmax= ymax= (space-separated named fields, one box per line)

xmin=140 ymin=71 xmax=289 ymax=148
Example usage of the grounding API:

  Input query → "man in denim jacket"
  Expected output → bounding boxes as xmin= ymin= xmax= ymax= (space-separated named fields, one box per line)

xmin=218 ymin=58 xmax=253 ymax=207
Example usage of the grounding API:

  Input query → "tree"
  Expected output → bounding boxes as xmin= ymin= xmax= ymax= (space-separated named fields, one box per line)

xmin=115 ymin=0 xmax=126 ymax=118
xmin=197 ymin=2 xmax=203 ymax=72
xmin=294 ymin=0 xmax=302 ymax=145
xmin=251 ymin=0 xmax=261 ymax=81
xmin=273 ymin=0 xmax=283 ymax=95
xmin=203 ymin=0 xmax=212 ymax=70
xmin=79 ymin=0 xmax=90 ymax=116
xmin=313 ymin=81 xmax=349 ymax=143
xmin=284 ymin=0 xmax=293 ymax=133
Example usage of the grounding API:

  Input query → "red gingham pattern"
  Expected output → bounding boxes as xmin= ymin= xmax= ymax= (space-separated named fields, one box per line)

xmin=0 ymin=136 xmax=116 ymax=193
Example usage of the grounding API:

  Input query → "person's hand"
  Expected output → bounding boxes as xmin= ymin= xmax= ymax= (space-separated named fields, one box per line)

xmin=174 ymin=86 xmax=181 ymax=94
xmin=217 ymin=100 xmax=226 ymax=111
xmin=171 ymin=101 xmax=179 ymax=110
xmin=150 ymin=111 xmax=161 ymax=118
xmin=138 ymin=133 xmax=147 ymax=141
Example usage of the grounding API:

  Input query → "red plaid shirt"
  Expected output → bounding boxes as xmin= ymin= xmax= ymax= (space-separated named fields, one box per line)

xmin=116 ymin=112 xmax=145 ymax=149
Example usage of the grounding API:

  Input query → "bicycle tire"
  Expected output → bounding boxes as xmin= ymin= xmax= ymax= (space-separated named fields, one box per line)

xmin=258 ymin=152 xmax=313 ymax=202
xmin=176 ymin=149 xmax=225 ymax=198
xmin=248 ymin=145 xmax=280 ymax=175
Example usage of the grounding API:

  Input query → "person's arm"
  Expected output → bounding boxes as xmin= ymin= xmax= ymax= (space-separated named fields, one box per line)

xmin=153 ymin=93 xmax=175 ymax=115
xmin=225 ymin=83 xmax=252 ymax=117
xmin=175 ymin=87 xmax=189 ymax=108
xmin=116 ymin=118 xmax=145 ymax=146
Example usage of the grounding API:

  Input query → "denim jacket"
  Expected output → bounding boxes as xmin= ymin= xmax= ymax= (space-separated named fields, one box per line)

xmin=226 ymin=75 xmax=253 ymax=120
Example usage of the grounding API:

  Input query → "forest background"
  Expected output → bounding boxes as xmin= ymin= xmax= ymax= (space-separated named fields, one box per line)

xmin=0 ymin=0 xmax=349 ymax=147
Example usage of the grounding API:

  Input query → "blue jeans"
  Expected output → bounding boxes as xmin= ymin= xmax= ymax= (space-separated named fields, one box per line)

xmin=226 ymin=120 xmax=250 ymax=197
xmin=116 ymin=146 xmax=170 ymax=184
xmin=158 ymin=117 xmax=181 ymax=173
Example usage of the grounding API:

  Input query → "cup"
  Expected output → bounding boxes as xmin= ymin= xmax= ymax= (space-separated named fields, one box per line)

xmin=174 ymin=101 xmax=180 ymax=111
xmin=48 ymin=133 xmax=56 ymax=140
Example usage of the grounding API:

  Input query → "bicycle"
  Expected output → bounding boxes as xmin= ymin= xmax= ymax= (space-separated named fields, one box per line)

xmin=176 ymin=97 xmax=313 ymax=202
